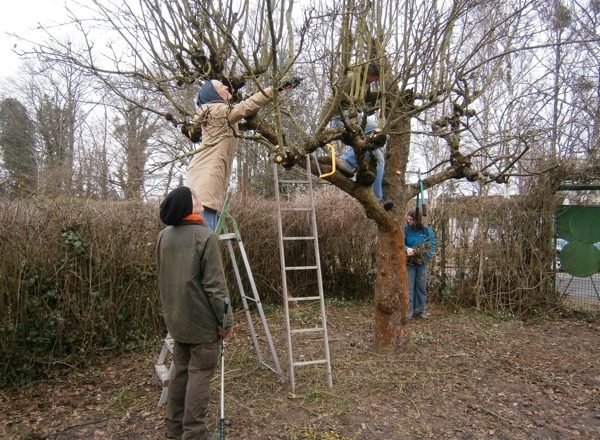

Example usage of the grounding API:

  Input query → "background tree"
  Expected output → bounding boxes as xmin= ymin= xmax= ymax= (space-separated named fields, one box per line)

xmin=560 ymin=0 xmax=600 ymax=167
xmin=112 ymin=103 xmax=159 ymax=200
xmin=75 ymin=106 xmax=115 ymax=199
xmin=36 ymin=94 xmax=76 ymax=194
xmin=0 ymin=97 xmax=37 ymax=195
xmin=9 ymin=58 xmax=93 ymax=197
xmin=2 ymin=54 xmax=179 ymax=200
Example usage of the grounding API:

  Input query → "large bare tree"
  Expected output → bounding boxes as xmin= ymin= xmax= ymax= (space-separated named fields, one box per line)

xmin=11 ymin=59 xmax=93 ymax=196
xmin=19 ymin=0 xmax=600 ymax=349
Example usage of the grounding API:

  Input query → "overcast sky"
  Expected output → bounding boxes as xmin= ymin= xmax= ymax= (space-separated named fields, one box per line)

xmin=0 ymin=0 xmax=68 ymax=80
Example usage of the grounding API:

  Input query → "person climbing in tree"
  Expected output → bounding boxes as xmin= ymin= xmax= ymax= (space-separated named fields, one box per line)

xmin=317 ymin=63 xmax=393 ymax=210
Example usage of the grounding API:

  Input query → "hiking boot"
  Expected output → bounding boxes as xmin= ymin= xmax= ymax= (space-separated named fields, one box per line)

xmin=380 ymin=200 xmax=394 ymax=211
xmin=335 ymin=158 xmax=356 ymax=178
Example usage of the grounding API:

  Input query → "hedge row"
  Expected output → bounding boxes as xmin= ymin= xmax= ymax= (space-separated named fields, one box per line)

xmin=0 ymin=191 xmax=377 ymax=386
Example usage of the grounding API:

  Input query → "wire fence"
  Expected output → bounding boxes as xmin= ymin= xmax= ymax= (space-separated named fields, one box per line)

xmin=429 ymin=197 xmax=600 ymax=314
xmin=555 ymin=272 xmax=600 ymax=309
xmin=553 ymin=205 xmax=600 ymax=310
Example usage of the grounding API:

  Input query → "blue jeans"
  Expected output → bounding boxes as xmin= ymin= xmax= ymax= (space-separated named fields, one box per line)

xmin=200 ymin=207 xmax=219 ymax=231
xmin=332 ymin=116 xmax=386 ymax=201
xmin=407 ymin=264 xmax=428 ymax=317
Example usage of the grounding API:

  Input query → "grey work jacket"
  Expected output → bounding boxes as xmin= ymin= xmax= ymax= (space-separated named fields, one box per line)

xmin=157 ymin=222 xmax=234 ymax=344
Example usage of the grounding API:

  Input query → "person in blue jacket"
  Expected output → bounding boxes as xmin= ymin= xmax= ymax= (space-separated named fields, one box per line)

xmin=404 ymin=209 xmax=437 ymax=319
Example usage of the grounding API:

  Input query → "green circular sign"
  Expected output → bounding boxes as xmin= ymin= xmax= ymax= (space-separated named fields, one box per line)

xmin=559 ymin=242 xmax=600 ymax=277
xmin=569 ymin=208 xmax=600 ymax=244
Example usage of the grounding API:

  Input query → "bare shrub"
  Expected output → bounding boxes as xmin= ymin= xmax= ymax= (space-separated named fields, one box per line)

xmin=0 ymin=190 xmax=378 ymax=386
xmin=428 ymin=192 xmax=561 ymax=316
xmin=0 ymin=197 xmax=163 ymax=386
xmin=0 ymin=186 xmax=560 ymax=386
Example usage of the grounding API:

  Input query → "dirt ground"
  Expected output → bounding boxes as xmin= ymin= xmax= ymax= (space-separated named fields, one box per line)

xmin=2 ymin=303 xmax=599 ymax=440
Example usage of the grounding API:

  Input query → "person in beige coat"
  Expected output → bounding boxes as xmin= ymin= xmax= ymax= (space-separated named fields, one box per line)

xmin=185 ymin=78 xmax=300 ymax=229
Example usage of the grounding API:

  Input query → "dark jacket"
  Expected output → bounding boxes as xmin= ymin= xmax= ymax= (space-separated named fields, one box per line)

xmin=157 ymin=223 xmax=234 ymax=344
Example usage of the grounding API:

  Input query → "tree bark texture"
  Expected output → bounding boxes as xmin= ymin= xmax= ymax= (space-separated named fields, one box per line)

xmin=373 ymin=220 xmax=410 ymax=351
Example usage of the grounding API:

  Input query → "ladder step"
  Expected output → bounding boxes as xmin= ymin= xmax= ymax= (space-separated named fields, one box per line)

xmin=219 ymin=233 xmax=237 ymax=240
xmin=241 ymin=294 xmax=258 ymax=303
xmin=285 ymin=265 xmax=318 ymax=271
xmin=291 ymin=327 xmax=324 ymax=335
xmin=155 ymin=364 xmax=171 ymax=386
xmin=288 ymin=296 xmax=322 ymax=302
xmin=280 ymin=207 xmax=311 ymax=212
xmin=165 ymin=338 xmax=174 ymax=352
xmin=293 ymin=359 xmax=328 ymax=368
xmin=259 ymin=361 xmax=281 ymax=374
xmin=283 ymin=236 xmax=315 ymax=241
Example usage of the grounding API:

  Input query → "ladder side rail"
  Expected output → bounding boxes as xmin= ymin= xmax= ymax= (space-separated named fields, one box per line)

xmin=156 ymin=340 xmax=171 ymax=365
xmin=223 ymin=234 xmax=265 ymax=365
xmin=222 ymin=213 xmax=283 ymax=376
xmin=214 ymin=193 xmax=231 ymax=236
xmin=235 ymin=238 xmax=283 ymax=376
xmin=158 ymin=382 xmax=169 ymax=407
xmin=155 ymin=333 xmax=174 ymax=406
xmin=273 ymin=162 xmax=297 ymax=393
xmin=305 ymin=156 xmax=334 ymax=388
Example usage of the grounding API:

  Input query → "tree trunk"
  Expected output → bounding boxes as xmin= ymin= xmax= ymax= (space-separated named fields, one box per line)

xmin=373 ymin=220 xmax=410 ymax=351
xmin=370 ymin=95 xmax=413 ymax=350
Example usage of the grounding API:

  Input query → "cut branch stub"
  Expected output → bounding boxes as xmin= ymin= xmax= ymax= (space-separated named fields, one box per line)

xmin=271 ymin=146 xmax=300 ymax=169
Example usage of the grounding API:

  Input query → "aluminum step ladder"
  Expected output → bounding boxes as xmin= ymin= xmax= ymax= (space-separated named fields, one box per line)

xmin=154 ymin=334 xmax=174 ymax=406
xmin=214 ymin=197 xmax=283 ymax=379
xmin=273 ymin=155 xmax=333 ymax=395
xmin=154 ymin=197 xmax=283 ymax=406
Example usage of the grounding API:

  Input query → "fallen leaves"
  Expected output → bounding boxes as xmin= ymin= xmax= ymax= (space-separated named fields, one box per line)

xmin=2 ymin=305 xmax=599 ymax=439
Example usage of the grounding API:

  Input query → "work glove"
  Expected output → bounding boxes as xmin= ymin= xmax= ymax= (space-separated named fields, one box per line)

xmin=278 ymin=75 xmax=303 ymax=91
